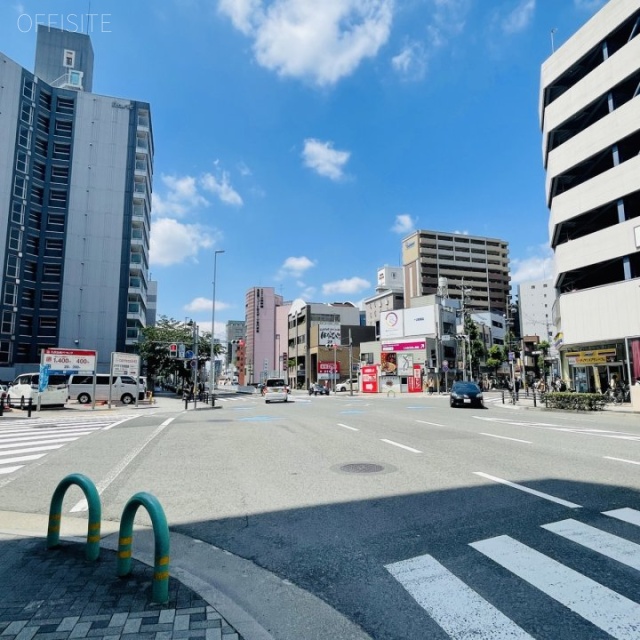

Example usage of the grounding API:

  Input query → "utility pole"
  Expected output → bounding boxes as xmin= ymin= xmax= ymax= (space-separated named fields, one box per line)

xmin=192 ymin=322 xmax=199 ymax=409
xmin=348 ymin=329 xmax=354 ymax=396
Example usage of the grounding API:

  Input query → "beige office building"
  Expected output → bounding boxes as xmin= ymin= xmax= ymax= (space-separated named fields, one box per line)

xmin=402 ymin=230 xmax=510 ymax=314
xmin=540 ymin=0 xmax=640 ymax=391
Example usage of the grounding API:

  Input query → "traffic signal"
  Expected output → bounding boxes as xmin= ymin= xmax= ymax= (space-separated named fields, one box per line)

xmin=169 ymin=343 xmax=177 ymax=358
xmin=430 ymin=350 xmax=436 ymax=368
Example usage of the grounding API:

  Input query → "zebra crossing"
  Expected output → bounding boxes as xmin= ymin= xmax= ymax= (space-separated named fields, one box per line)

xmin=0 ymin=415 xmax=133 ymax=477
xmin=386 ymin=508 xmax=640 ymax=639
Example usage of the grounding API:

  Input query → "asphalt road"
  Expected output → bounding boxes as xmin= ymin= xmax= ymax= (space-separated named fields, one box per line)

xmin=2 ymin=391 xmax=640 ymax=639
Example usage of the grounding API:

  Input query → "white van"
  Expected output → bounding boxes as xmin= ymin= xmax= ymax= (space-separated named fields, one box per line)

xmin=68 ymin=374 xmax=145 ymax=405
xmin=8 ymin=373 xmax=68 ymax=407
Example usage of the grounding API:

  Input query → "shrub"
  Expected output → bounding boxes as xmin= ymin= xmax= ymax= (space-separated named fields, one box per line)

xmin=542 ymin=392 xmax=606 ymax=411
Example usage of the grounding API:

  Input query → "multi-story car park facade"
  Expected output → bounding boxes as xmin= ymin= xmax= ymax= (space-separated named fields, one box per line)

xmin=541 ymin=0 xmax=640 ymax=392
xmin=402 ymin=230 xmax=510 ymax=316
xmin=0 ymin=26 xmax=153 ymax=377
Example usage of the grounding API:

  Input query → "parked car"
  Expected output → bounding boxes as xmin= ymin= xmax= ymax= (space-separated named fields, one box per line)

xmin=336 ymin=378 xmax=359 ymax=392
xmin=449 ymin=381 xmax=484 ymax=408
xmin=309 ymin=383 xmax=330 ymax=396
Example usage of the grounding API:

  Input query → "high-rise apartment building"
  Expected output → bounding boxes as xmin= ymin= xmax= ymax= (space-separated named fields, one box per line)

xmin=244 ymin=287 xmax=283 ymax=383
xmin=402 ymin=230 xmax=510 ymax=314
xmin=0 ymin=26 xmax=153 ymax=377
xmin=540 ymin=0 xmax=640 ymax=391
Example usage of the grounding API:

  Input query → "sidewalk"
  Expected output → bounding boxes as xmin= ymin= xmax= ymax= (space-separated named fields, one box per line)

xmin=485 ymin=390 xmax=639 ymax=414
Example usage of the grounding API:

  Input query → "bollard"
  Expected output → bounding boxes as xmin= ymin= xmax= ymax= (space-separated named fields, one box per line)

xmin=117 ymin=492 xmax=170 ymax=604
xmin=47 ymin=473 xmax=102 ymax=561
xmin=533 ymin=391 xmax=537 ymax=408
xmin=502 ymin=390 xmax=505 ymax=404
xmin=184 ymin=395 xmax=189 ymax=410
xmin=27 ymin=397 xmax=33 ymax=417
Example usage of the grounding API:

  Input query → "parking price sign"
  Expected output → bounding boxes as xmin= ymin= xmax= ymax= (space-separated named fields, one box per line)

xmin=41 ymin=348 xmax=97 ymax=375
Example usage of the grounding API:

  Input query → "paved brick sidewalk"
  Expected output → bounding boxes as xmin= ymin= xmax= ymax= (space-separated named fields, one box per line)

xmin=0 ymin=534 xmax=241 ymax=639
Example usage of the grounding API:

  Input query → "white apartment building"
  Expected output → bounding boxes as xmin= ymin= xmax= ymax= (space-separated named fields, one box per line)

xmin=540 ymin=0 xmax=640 ymax=392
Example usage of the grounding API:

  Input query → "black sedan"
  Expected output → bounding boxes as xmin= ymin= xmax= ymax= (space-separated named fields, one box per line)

xmin=450 ymin=381 xmax=484 ymax=408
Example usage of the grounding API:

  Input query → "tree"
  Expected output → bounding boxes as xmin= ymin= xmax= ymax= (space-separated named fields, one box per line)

xmin=486 ymin=345 xmax=506 ymax=379
xmin=537 ymin=340 xmax=550 ymax=383
xmin=137 ymin=316 xmax=225 ymax=388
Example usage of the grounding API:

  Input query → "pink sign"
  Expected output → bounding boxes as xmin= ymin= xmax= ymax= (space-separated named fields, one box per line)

xmin=381 ymin=341 xmax=426 ymax=352
xmin=361 ymin=365 xmax=378 ymax=393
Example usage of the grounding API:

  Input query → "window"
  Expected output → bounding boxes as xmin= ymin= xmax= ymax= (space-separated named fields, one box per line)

xmin=68 ymin=71 xmax=83 ymax=87
xmin=11 ymin=202 xmax=25 ymax=225
xmin=1 ymin=311 xmax=14 ymax=335
xmin=50 ymin=166 xmax=69 ymax=184
xmin=43 ymin=264 xmax=61 ymax=280
xmin=13 ymin=176 xmax=26 ymax=199
xmin=5 ymin=255 xmax=19 ymax=279
xmin=54 ymin=120 xmax=72 ymax=137
xmin=8 ymin=229 xmax=22 ymax=252
xmin=40 ymin=317 xmax=57 ymax=330
xmin=53 ymin=142 xmax=70 ymax=159
xmin=45 ymin=239 xmax=63 ymax=257
xmin=22 ymin=78 xmax=34 ymax=100
xmin=0 ymin=341 xmax=11 ymax=365
xmin=15 ymin=151 xmax=28 ymax=174
xmin=28 ymin=209 xmax=41 ymax=231
xmin=41 ymin=290 xmax=60 ymax=304
xmin=47 ymin=214 xmax=65 ymax=232
xmin=36 ymin=113 xmax=50 ymax=134
xmin=18 ymin=125 xmax=31 ymax=149
xmin=39 ymin=91 xmax=52 ymax=110
xmin=34 ymin=137 xmax=48 ymax=157
xmin=63 ymin=49 xmax=75 ymax=67
xmin=56 ymin=97 xmax=74 ymax=115
xmin=49 ymin=190 xmax=68 ymax=207
xmin=3 ymin=282 xmax=17 ymax=306
xmin=26 ymin=236 xmax=39 ymax=255
xmin=20 ymin=103 xmax=33 ymax=125
xmin=32 ymin=162 xmax=46 ymax=181
xmin=23 ymin=262 xmax=37 ymax=281
xmin=23 ymin=288 xmax=35 ymax=307
xmin=31 ymin=186 xmax=44 ymax=206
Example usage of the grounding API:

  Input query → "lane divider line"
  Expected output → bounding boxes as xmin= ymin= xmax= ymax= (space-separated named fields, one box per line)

xmin=604 ymin=456 xmax=640 ymax=466
xmin=480 ymin=433 xmax=531 ymax=444
xmin=337 ymin=423 xmax=359 ymax=431
xmin=416 ymin=420 xmax=444 ymax=427
xmin=381 ymin=439 xmax=422 ymax=454
xmin=70 ymin=417 xmax=176 ymax=512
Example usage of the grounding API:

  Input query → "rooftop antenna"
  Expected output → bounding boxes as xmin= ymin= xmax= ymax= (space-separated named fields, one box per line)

xmin=550 ymin=27 xmax=557 ymax=53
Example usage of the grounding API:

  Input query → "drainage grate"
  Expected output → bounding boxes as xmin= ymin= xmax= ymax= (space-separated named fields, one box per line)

xmin=340 ymin=463 xmax=385 ymax=474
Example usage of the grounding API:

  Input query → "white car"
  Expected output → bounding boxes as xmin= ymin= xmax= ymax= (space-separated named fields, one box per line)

xmin=336 ymin=378 xmax=359 ymax=392
xmin=264 ymin=377 xmax=289 ymax=403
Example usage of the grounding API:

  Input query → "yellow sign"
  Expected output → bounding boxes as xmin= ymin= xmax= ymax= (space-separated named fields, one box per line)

xmin=565 ymin=348 xmax=617 ymax=365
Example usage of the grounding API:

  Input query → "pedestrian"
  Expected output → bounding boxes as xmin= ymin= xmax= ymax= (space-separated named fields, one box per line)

xmin=610 ymin=373 xmax=619 ymax=392
xmin=427 ymin=376 xmax=435 ymax=395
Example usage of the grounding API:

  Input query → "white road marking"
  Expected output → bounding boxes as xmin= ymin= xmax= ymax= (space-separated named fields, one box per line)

xmin=0 ymin=444 xmax=64 ymax=457
xmin=0 ymin=465 xmax=23 ymax=475
xmin=101 ymin=415 xmax=141 ymax=431
xmin=473 ymin=472 xmax=581 ymax=508
xmin=0 ymin=453 xmax=46 ymax=465
xmin=471 ymin=535 xmax=640 ymax=639
xmin=416 ymin=420 xmax=444 ymax=427
xmin=0 ymin=437 xmax=81 ymax=449
xmin=480 ymin=433 xmax=531 ymax=444
xmin=604 ymin=508 xmax=640 ymax=527
xmin=380 ymin=439 xmax=422 ymax=454
xmin=385 ymin=554 xmax=533 ymax=639
xmin=70 ymin=417 xmax=176 ymax=512
xmin=542 ymin=518 xmax=640 ymax=570
xmin=604 ymin=456 xmax=640 ymax=466
xmin=337 ymin=423 xmax=359 ymax=431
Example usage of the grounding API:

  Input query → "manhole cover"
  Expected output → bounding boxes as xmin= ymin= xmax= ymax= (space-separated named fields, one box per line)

xmin=340 ymin=463 xmax=385 ymax=474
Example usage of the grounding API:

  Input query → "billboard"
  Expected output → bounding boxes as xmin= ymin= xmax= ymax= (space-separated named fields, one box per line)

xmin=41 ymin=348 xmax=96 ymax=375
xmin=380 ymin=310 xmax=404 ymax=339
xmin=404 ymin=306 xmax=435 ymax=337
xmin=361 ymin=365 xmax=378 ymax=393
xmin=318 ymin=323 xmax=341 ymax=346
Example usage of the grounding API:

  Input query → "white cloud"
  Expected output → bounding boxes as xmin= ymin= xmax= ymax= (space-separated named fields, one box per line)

xmin=302 ymin=138 xmax=351 ymax=180
xmin=511 ymin=245 xmax=554 ymax=284
xmin=322 ymin=277 xmax=371 ymax=296
xmin=184 ymin=297 xmax=232 ymax=313
xmin=279 ymin=255 xmax=316 ymax=278
xmin=152 ymin=175 xmax=209 ymax=217
xmin=501 ymin=0 xmax=535 ymax=34
xmin=218 ymin=0 xmax=394 ymax=86
xmin=150 ymin=218 xmax=215 ymax=266
xmin=237 ymin=161 xmax=252 ymax=176
xmin=391 ymin=41 xmax=427 ymax=81
xmin=201 ymin=171 xmax=244 ymax=206
xmin=391 ymin=214 xmax=416 ymax=234
xmin=425 ymin=0 xmax=470 ymax=48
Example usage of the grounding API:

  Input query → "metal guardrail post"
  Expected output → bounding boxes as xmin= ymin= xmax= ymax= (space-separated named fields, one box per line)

xmin=117 ymin=492 xmax=170 ymax=604
xmin=47 ymin=473 xmax=101 ymax=561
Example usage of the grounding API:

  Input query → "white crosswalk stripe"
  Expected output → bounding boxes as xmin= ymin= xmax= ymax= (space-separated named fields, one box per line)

xmin=388 ymin=507 xmax=640 ymax=639
xmin=0 ymin=415 xmax=130 ymax=477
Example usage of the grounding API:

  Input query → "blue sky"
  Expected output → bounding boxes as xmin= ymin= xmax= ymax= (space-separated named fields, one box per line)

xmin=1 ymin=0 xmax=607 ymax=339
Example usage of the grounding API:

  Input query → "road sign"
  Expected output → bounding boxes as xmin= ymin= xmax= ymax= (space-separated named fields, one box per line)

xmin=190 ymin=360 xmax=197 ymax=369
xmin=169 ymin=343 xmax=178 ymax=357
xmin=508 ymin=351 xmax=515 ymax=362
xmin=441 ymin=334 xmax=451 ymax=341
xmin=185 ymin=350 xmax=194 ymax=359
xmin=111 ymin=352 xmax=140 ymax=377
xmin=442 ymin=360 xmax=449 ymax=372
xmin=179 ymin=344 xmax=186 ymax=358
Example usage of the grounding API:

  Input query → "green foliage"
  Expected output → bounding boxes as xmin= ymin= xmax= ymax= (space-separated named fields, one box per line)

xmin=543 ymin=392 xmax=606 ymax=411
xmin=138 ymin=315 xmax=225 ymax=384
xmin=486 ymin=344 xmax=505 ymax=375
xmin=537 ymin=340 xmax=551 ymax=372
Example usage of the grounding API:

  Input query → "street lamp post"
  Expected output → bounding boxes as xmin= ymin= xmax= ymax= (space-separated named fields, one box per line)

xmin=210 ymin=249 xmax=225 ymax=406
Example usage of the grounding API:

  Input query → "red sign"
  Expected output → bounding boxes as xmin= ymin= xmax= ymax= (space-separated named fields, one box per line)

xmin=318 ymin=361 xmax=341 ymax=374
xmin=361 ymin=365 xmax=378 ymax=393
xmin=408 ymin=364 xmax=423 ymax=393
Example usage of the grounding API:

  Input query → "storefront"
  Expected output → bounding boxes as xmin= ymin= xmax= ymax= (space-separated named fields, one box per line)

xmin=564 ymin=346 xmax=624 ymax=393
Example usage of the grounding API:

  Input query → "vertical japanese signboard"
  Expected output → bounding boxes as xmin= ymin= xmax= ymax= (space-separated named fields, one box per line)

xmin=361 ymin=365 xmax=379 ymax=393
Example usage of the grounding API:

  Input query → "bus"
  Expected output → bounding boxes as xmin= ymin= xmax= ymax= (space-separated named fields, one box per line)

xmin=8 ymin=373 xmax=68 ymax=407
